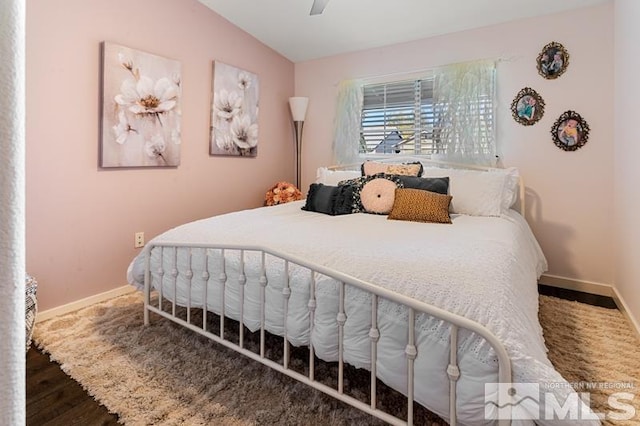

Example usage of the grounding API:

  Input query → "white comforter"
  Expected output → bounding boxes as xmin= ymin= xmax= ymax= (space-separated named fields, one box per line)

xmin=128 ymin=201 xmax=598 ymax=425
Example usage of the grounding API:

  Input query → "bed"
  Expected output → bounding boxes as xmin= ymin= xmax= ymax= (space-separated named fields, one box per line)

xmin=127 ymin=159 xmax=599 ymax=426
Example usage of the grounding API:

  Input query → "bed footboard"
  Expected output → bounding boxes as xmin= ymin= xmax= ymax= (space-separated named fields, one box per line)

xmin=143 ymin=242 xmax=512 ymax=426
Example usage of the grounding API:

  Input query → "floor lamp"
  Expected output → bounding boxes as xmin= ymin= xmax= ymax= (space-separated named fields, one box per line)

xmin=289 ymin=97 xmax=309 ymax=189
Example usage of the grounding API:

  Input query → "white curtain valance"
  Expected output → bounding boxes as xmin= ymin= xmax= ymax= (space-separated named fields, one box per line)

xmin=433 ymin=59 xmax=497 ymax=166
xmin=332 ymin=79 xmax=363 ymax=165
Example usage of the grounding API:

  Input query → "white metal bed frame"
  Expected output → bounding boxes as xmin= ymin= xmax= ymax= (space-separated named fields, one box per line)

xmin=143 ymin=158 xmax=519 ymax=425
xmin=143 ymin=245 xmax=512 ymax=425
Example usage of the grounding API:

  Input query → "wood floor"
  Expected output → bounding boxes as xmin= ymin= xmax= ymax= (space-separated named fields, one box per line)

xmin=26 ymin=347 xmax=119 ymax=425
xmin=26 ymin=285 xmax=617 ymax=425
xmin=537 ymin=284 xmax=618 ymax=309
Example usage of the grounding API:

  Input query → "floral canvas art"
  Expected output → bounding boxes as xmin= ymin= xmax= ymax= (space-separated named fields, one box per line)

xmin=100 ymin=42 xmax=181 ymax=167
xmin=210 ymin=61 xmax=259 ymax=157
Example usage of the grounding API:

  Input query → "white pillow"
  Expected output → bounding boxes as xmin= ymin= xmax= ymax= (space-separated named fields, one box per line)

xmin=492 ymin=167 xmax=520 ymax=212
xmin=421 ymin=166 xmax=520 ymax=216
xmin=315 ymin=167 xmax=360 ymax=186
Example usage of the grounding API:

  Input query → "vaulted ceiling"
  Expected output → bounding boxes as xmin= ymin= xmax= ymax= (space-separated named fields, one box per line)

xmin=198 ymin=0 xmax=610 ymax=62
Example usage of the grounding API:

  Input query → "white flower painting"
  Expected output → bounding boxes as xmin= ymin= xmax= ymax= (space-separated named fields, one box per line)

xmin=210 ymin=61 xmax=259 ymax=157
xmin=100 ymin=42 xmax=181 ymax=167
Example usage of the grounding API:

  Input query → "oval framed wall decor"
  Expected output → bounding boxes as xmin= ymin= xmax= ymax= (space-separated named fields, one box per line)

xmin=511 ymin=87 xmax=545 ymax=126
xmin=537 ymin=41 xmax=570 ymax=80
xmin=551 ymin=110 xmax=590 ymax=152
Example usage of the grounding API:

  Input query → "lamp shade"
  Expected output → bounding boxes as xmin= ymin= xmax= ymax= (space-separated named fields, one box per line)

xmin=288 ymin=97 xmax=309 ymax=122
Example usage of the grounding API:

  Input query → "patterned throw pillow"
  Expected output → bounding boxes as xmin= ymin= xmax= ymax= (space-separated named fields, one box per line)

xmin=361 ymin=161 xmax=423 ymax=177
xmin=338 ymin=173 xmax=404 ymax=214
xmin=387 ymin=188 xmax=453 ymax=224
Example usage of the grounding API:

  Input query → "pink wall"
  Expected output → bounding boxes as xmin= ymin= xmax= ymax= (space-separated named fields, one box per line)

xmin=27 ymin=1 xmax=624 ymax=314
xmin=26 ymin=0 xmax=295 ymax=310
xmin=295 ymin=3 xmax=615 ymax=287
xmin=614 ymin=0 xmax=640 ymax=327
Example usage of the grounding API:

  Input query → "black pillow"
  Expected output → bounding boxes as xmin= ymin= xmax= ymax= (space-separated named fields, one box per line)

xmin=302 ymin=184 xmax=355 ymax=216
xmin=394 ymin=176 xmax=449 ymax=195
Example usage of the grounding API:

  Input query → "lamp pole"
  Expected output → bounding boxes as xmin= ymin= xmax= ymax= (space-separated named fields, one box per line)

xmin=288 ymin=97 xmax=309 ymax=189
xmin=293 ymin=120 xmax=304 ymax=189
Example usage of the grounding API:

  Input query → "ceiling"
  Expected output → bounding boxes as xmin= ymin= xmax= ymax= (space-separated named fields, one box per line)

xmin=198 ymin=0 xmax=609 ymax=63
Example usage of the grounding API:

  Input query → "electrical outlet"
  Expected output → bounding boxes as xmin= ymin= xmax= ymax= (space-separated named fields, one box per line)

xmin=134 ymin=232 xmax=145 ymax=248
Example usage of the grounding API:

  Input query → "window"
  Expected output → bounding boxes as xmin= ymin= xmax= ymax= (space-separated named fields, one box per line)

xmin=360 ymin=79 xmax=437 ymax=155
xmin=359 ymin=63 xmax=495 ymax=162
xmin=333 ymin=61 xmax=496 ymax=165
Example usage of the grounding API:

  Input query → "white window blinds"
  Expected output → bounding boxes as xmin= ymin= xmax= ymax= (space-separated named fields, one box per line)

xmin=360 ymin=79 xmax=437 ymax=155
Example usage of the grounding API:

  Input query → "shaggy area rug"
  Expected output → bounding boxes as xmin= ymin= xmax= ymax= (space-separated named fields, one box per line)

xmin=34 ymin=293 xmax=640 ymax=425
xmin=538 ymin=296 xmax=640 ymax=425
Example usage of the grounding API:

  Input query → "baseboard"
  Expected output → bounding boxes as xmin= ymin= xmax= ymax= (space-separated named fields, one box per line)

xmin=611 ymin=287 xmax=640 ymax=341
xmin=539 ymin=274 xmax=640 ymax=340
xmin=538 ymin=274 xmax=613 ymax=297
xmin=36 ymin=285 xmax=136 ymax=323
xmin=36 ymin=277 xmax=639 ymax=340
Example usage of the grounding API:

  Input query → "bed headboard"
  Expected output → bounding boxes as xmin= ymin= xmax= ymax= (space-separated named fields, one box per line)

xmin=326 ymin=157 xmax=526 ymax=216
